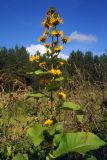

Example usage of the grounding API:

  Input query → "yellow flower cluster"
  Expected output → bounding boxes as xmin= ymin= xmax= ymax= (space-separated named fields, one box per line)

xmin=29 ymin=55 xmax=40 ymax=62
xmin=51 ymin=30 xmax=63 ymax=37
xmin=50 ymin=69 xmax=62 ymax=76
xmin=54 ymin=46 xmax=63 ymax=52
xmin=42 ymin=7 xmax=63 ymax=28
xmin=44 ymin=119 xmax=53 ymax=126
xmin=58 ymin=92 xmax=66 ymax=100
xmin=39 ymin=61 xmax=46 ymax=67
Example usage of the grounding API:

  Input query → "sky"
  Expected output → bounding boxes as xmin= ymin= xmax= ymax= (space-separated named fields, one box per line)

xmin=0 ymin=0 xmax=107 ymax=57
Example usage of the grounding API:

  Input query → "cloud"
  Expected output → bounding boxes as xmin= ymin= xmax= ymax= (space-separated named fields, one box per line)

xmin=58 ymin=53 xmax=69 ymax=59
xmin=26 ymin=44 xmax=46 ymax=55
xmin=26 ymin=44 xmax=68 ymax=59
xmin=70 ymin=31 xmax=98 ymax=43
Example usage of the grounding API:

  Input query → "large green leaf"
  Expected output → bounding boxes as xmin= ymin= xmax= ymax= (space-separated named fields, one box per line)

xmin=13 ymin=153 xmax=28 ymax=160
xmin=58 ymin=102 xmax=81 ymax=111
xmin=28 ymin=122 xmax=46 ymax=147
xmin=53 ymin=132 xmax=106 ymax=158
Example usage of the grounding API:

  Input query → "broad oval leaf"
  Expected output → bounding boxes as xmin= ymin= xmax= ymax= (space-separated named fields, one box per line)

xmin=53 ymin=132 xmax=106 ymax=158
xmin=58 ymin=102 xmax=81 ymax=111
xmin=28 ymin=122 xmax=46 ymax=147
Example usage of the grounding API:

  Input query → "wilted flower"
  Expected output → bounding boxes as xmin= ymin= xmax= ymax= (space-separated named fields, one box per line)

xmin=45 ymin=43 xmax=51 ymax=48
xmin=38 ymin=36 xmax=47 ymax=42
xmin=62 ymin=36 xmax=71 ymax=43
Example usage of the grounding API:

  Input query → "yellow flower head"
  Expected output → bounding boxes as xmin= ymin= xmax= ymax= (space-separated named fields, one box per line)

xmin=50 ymin=17 xmax=63 ymax=26
xmin=39 ymin=61 xmax=46 ymax=67
xmin=50 ymin=69 xmax=62 ymax=76
xmin=29 ymin=55 xmax=40 ymax=62
xmin=62 ymin=36 xmax=71 ymax=43
xmin=51 ymin=30 xmax=63 ymax=37
xmin=44 ymin=119 xmax=53 ymax=126
xmin=45 ymin=43 xmax=51 ymax=48
xmin=38 ymin=36 xmax=46 ymax=42
xmin=58 ymin=92 xmax=66 ymax=100
xmin=54 ymin=46 xmax=63 ymax=52
xmin=58 ymin=61 xmax=65 ymax=65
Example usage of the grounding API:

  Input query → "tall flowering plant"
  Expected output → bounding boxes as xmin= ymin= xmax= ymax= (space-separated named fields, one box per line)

xmin=27 ymin=7 xmax=106 ymax=160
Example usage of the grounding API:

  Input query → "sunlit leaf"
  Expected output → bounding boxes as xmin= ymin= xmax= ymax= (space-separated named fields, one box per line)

xmin=53 ymin=132 xmax=106 ymax=158
xmin=58 ymin=102 xmax=81 ymax=111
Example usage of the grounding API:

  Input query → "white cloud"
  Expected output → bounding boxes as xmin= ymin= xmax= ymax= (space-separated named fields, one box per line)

xmin=70 ymin=31 xmax=98 ymax=43
xmin=58 ymin=53 xmax=69 ymax=59
xmin=26 ymin=44 xmax=46 ymax=55
xmin=26 ymin=44 xmax=68 ymax=59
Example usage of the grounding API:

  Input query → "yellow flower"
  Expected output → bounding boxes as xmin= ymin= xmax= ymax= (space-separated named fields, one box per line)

xmin=44 ymin=119 xmax=53 ymax=126
xmin=51 ymin=30 xmax=63 ymax=37
xmin=58 ymin=92 xmax=66 ymax=100
xmin=29 ymin=55 xmax=40 ymax=62
xmin=38 ymin=36 xmax=46 ymax=42
xmin=58 ymin=61 xmax=64 ymax=65
xmin=45 ymin=43 xmax=51 ymax=48
xmin=39 ymin=61 xmax=46 ymax=67
xmin=62 ymin=36 xmax=71 ymax=43
xmin=54 ymin=46 xmax=63 ymax=52
xmin=50 ymin=17 xmax=63 ymax=26
xmin=50 ymin=69 xmax=62 ymax=76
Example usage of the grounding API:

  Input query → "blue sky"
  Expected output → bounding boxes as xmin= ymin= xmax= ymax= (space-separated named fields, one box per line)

xmin=0 ymin=0 xmax=107 ymax=56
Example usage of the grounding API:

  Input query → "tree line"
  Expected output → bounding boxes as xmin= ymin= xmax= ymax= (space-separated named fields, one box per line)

xmin=0 ymin=46 xmax=107 ymax=91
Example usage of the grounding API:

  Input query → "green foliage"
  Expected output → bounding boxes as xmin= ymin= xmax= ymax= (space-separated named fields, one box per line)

xmin=13 ymin=153 xmax=28 ymax=160
xmin=53 ymin=132 xmax=106 ymax=158
xmin=58 ymin=102 xmax=81 ymax=111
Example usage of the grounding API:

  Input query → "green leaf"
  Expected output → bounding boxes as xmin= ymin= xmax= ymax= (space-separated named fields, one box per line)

xmin=77 ymin=115 xmax=84 ymax=123
xmin=30 ymin=92 xmax=46 ymax=98
xmin=35 ymin=70 xmax=48 ymax=75
xmin=58 ymin=102 xmax=81 ymax=111
xmin=46 ymin=83 xmax=60 ymax=91
xmin=86 ymin=156 xmax=97 ymax=160
xmin=53 ymin=132 xmax=106 ymax=158
xmin=55 ymin=76 xmax=64 ymax=82
xmin=47 ymin=123 xmax=63 ymax=135
xmin=13 ymin=153 xmax=28 ymax=160
xmin=28 ymin=122 xmax=46 ymax=147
